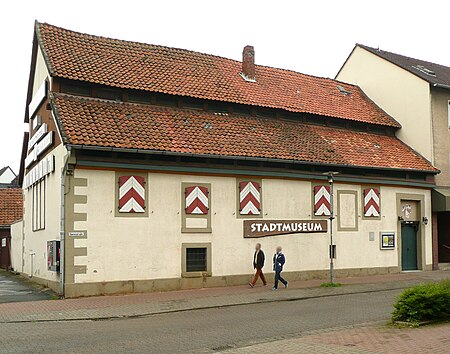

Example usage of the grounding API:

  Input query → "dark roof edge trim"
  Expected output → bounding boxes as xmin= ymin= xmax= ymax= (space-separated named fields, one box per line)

xmin=75 ymin=159 xmax=436 ymax=189
xmin=433 ymin=83 xmax=450 ymax=90
xmin=68 ymin=144 xmax=439 ymax=175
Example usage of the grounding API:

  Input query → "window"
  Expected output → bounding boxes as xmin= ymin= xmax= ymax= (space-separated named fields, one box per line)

xmin=32 ymin=179 xmax=46 ymax=231
xmin=128 ymin=91 xmax=150 ymax=104
xmin=313 ymin=185 xmax=331 ymax=217
xmin=237 ymin=179 xmax=262 ymax=217
xmin=114 ymin=172 xmax=148 ymax=217
xmin=448 ymin=101 xmax=450 ymax=129
xmin=182 ymin=243 xmax=211 ymax=277
xmin=182 ymin=183 xmax=211 ymax=233
xmin=96 ymin=89 xmax=122 ymax=101
xmin=363 ymin=187 xmax=381 ymax=218
xmin=60 ymin=82 xmax=91 ymax=96
xmin=186 ymin=248 xmax=207 ymax=272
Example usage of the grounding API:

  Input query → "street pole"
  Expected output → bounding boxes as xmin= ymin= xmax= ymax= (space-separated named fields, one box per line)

xmin=323 ymin=171 xmax=338 ymax=285
xmin=329 ymin=174 xmax=334 ymax=285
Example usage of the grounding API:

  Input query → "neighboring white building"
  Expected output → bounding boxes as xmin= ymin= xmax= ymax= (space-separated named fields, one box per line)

xmin=336 ymin=44 xmax=450 ymax=267
xmin=0 ymin=167 xmax=16 ymax=185
xmin=18 ymin=22 xmax=439 ymax=298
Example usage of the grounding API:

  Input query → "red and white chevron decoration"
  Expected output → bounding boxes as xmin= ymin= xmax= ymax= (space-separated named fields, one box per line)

xmin=364 ymin=188 xmax=380 ymax=217
xmin=185 ymin=186 xmax=209 ymax=214
xmin=118 ymin=175 xmax=145 ymax=213
xmin=239 ymin=181 xmax=261 ymax=215
xmin=314 ymin=185 xmax=331 ymax=216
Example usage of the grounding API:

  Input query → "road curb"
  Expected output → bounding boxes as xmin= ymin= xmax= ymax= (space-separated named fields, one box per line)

xmin=0 ymin=286 xmax=407 ymax=324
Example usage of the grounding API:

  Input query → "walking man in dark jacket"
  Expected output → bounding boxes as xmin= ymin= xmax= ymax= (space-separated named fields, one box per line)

xmin=273 ymin=246 xmax=288 ymax=290
xmin=249 ymin=243 xmax=267 ymax=287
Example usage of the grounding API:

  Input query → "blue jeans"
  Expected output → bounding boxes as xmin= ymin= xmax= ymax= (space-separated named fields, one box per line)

xmin=274 ymin=269 xmax=287 ymax=289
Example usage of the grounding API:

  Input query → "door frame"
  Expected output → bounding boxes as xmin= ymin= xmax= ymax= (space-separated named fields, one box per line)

xmin=396 ymin=193 xmax=427 ymax=271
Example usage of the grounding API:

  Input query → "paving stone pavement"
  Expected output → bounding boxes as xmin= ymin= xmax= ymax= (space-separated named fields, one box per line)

xmin=0 ymin=270 xmax=54 ymax=304
xmin=222 ymin=322 xmax=450 ymax=354
xmin=0 ymin=270 xmax=448 ymax=323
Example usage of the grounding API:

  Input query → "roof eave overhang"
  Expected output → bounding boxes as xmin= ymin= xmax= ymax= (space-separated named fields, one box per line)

xmin=67 ymin=143 xmax=439 ymax=176
xmin=432 ymin=83 xmax=450 ymax=90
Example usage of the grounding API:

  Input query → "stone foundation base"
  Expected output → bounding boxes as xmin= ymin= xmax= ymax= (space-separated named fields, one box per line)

xmin=63 ymin=266 xmax=403 ymax=298
xmin=19 ymin=273 xmax=61 ymax=294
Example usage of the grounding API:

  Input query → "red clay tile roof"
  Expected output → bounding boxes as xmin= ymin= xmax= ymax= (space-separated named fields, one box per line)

xmin=0 ymin=188 xmax=23 ymax=226
xmin=51 ymin=94 xmax=436 ymax=173
xmin=37 ymin=22 xmax=400 ymax=128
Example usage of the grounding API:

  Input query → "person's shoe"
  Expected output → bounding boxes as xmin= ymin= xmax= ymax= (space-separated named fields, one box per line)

xmin=285 ymin=282 xmax=289 ymax=288
xmin=272 ymin=287 xmax=277 ymax=291
xmin=249 ymin=283 xmax=254 ymax=288
xmin=263 ymin=284 xmax=268 ymax=287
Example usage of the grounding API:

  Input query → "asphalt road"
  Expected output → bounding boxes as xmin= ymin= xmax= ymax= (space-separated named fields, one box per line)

xmin=0 ymin=288 xmax=402 ymax=353
xmin=0 ymin=270 xmax=54 ymax=304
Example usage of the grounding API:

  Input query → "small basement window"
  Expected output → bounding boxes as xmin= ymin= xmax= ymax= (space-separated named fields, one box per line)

xmin=182 ymin=243 xmax=211 ymax=277
xmin=186 ymin=248 xmax=207 ymax=272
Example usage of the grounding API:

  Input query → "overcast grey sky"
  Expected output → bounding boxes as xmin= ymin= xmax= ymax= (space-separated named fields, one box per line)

xmin=1 ymin=0 xmax=449 ymax=173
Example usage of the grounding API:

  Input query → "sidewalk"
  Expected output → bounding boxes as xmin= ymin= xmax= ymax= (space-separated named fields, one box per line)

xmin=220 ymin=322 xmax=450 ymax=354
xmin=0 ymin=270 xmax=448 ymax=323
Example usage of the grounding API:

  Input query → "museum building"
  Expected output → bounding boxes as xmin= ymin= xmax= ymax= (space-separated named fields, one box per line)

xmin=15 ymin=22 xmax=439 ymax=297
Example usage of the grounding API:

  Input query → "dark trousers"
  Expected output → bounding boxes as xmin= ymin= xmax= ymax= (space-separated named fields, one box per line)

xmin=274 ymin=269 xmax=287 ymax=289
xmin=251 ymin=267 xmax=267 ymax=286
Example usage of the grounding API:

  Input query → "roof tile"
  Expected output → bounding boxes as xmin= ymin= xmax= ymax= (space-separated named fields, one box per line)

xmin=0 ymin=188 xmax=23 ymax=226
xmin=37 ymin=22 xmax=400 ymax=128
xmin=52 ymin=94 xmax=436 ymax=173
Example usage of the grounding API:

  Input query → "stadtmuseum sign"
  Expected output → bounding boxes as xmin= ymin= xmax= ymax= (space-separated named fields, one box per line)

xmin=243 ymin=220 xmax=328 ymax=238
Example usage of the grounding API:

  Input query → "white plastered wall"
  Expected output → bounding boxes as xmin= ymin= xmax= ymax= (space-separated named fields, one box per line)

xmin=73 ymin=169 xmax=432 ymax=284
xmin=32 ymin=46 xmax=51 ymax=96
xmin=22 ymin=144 xmax=67 ymax=280
xmin=337 ymin=47 xmax=433 ymax=162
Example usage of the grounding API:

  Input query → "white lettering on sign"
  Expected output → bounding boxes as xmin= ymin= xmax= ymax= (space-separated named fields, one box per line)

xmin=245 ymin=220 xmax=327 ymax=238
xmin=28 ymin=123 xmax=48 ymax=151
xmin=1 ymin=239 xmax=6 ymax=247
xmin=68 ymin=231 xmax=85 ymax=237
xmin=24 ymin=154 xmax=55 ymax=189
xmin=250 ymin=222 xmax=323 ymax=233
xmin=24 ymin=149 xmax=37 ymax=168
xmin=36 ymin=132 xmax=53 ymax=157
xmin=28 ymin=81 xmax=47 ymax=119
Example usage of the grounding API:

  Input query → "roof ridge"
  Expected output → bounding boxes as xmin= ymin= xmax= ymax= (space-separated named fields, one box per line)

xmin=36 ymin=22 xmax=401 ymax=128
xmin=38 ymin=21 xmax=360 ymax=89
xmin=37 ymin=21 xmax=240 ymax=63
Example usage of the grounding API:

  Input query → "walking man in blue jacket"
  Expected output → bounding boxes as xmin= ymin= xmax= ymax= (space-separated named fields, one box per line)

xmin=273 ymin=246 xmax=288 ymax=290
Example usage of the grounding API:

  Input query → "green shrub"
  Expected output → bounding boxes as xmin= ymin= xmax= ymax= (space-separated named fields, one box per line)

xmin=392 ymin=280 xmax=450 ymax=323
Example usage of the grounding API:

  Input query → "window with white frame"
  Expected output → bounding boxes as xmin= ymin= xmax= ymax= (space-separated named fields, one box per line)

xmin=448 ymin=100 xmax=450 ymax=128
xmin=32 ymin=179 xmax=46 ymax=231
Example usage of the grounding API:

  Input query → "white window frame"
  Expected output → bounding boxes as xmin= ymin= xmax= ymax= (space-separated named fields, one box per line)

xmin=448 ymin=100 xmax=450 ymax=129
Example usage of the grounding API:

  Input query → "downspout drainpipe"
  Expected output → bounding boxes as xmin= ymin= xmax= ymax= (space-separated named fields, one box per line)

xmin=60 ymin=146 xmax=71 ymax=297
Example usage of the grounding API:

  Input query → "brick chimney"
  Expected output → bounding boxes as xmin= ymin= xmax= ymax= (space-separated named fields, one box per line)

xmin=242 ymin=45 xmax=256 ymax=82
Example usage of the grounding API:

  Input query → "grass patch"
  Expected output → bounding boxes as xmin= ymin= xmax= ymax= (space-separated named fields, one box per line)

xmin=320 ymin=282 xmax=342 ymax=287
xmin=392 ymin=279 xmax=450 ymax=325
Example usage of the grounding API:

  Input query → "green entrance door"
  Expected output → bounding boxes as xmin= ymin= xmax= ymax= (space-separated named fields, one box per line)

xmin=401 ymin=223 xmax=418 ymax=271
